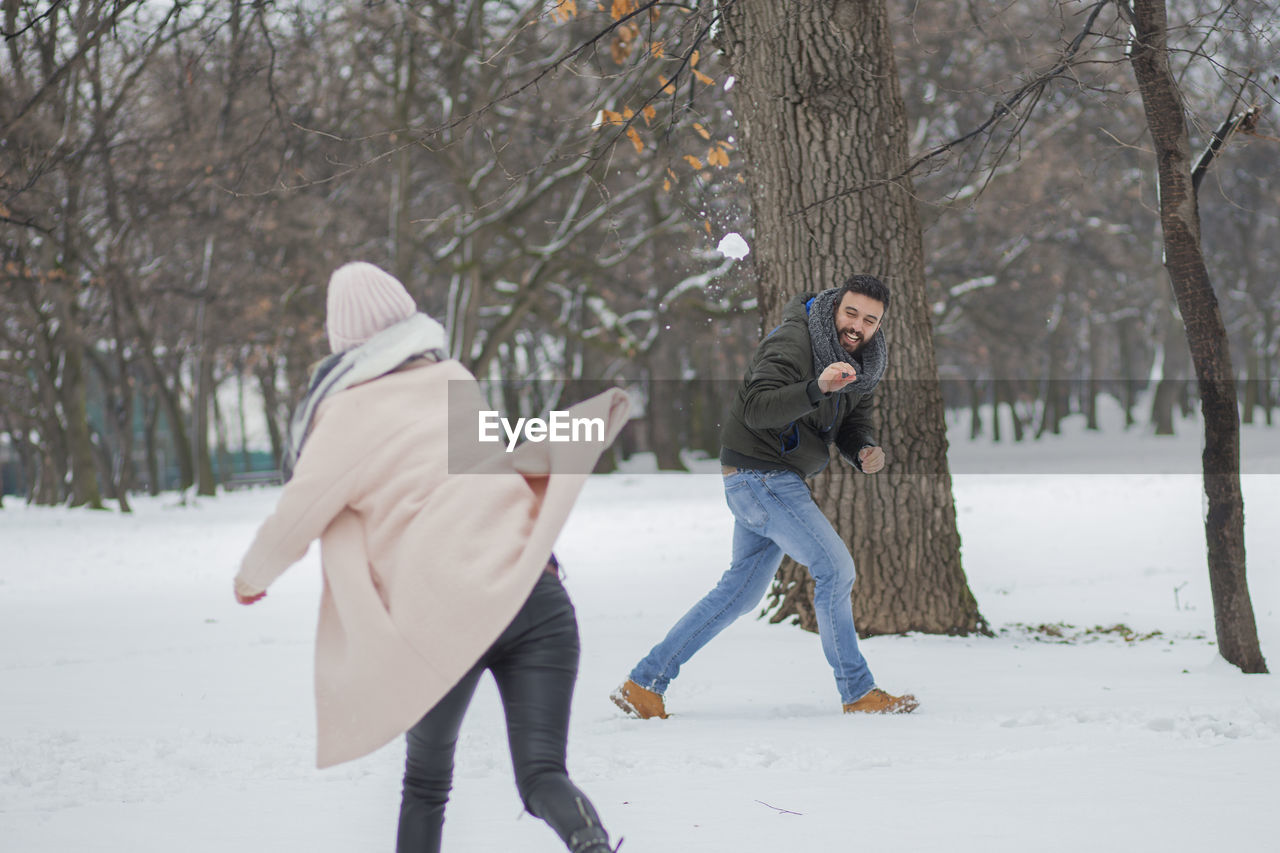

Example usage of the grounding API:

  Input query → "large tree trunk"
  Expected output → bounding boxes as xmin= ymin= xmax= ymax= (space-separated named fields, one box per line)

xmin=1125 ymin=0 xmax=1266 ymax=673
xmin=31 ymin=314 xmax=70 ymax=505
xmin=46 ymin=183 xmax=102 ymax=509
xmin=57 ymin=333 xmax=104 ymax=509
xmin=720 ymin=0 xmax=986 ymax=636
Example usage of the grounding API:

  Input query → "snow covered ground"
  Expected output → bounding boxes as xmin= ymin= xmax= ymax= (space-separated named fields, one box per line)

xmin=3 ymin=414 xmax=1279 ymax=852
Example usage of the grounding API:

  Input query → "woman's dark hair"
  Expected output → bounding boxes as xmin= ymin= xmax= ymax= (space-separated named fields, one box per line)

xmin=838 ymin=274 xmax=890 ymax=310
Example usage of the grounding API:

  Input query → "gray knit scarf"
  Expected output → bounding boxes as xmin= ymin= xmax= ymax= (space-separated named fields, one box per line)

xmin=805 ymin=287 xmax=888 ymax=395
xmin=282 ymin=313 xmax=447 ymax=481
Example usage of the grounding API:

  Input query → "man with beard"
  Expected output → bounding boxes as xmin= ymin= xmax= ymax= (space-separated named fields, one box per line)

xmin=613 ymin=274 xmax=918 ymax=718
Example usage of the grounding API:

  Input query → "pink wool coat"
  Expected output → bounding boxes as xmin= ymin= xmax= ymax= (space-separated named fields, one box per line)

xmin=236 ymin=359 xmax=631 ymax=768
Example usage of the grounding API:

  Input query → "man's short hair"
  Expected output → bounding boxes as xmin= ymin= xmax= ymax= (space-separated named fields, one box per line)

xmin=838 ymin=274 xmax=890 ymax=310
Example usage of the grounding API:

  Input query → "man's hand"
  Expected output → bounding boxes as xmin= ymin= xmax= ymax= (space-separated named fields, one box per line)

xmin=234 ymin=579 xmax=267 ymax=606
xmin=817 ymin=362 xmax=858 ymax=394
xmin=858 ymin=445 xmax=885 ymax=474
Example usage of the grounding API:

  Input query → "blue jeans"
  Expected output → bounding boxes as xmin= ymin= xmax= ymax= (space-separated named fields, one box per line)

xmin=630 ymin=468 xmax=875 ymax=704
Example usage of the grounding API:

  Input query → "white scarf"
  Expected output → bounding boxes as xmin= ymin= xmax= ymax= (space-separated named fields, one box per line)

xmin=282 ymin=313 xmax=447 ymax=480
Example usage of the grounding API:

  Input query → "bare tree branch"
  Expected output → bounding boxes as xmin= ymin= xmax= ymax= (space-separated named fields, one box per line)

xmin=1192 ymin=73 xmax=1259 ymax=193
xmin=793 ymin=0 xmax=1112 ymax=215
xmin=1 ymin=0 xmax=146 ymax=137
xmin=1 ymin=0 xmax=67 ymax=41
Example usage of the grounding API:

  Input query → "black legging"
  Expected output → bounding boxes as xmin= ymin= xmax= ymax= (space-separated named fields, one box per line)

xmin=397 ymin=570 xmax=610 ymax=853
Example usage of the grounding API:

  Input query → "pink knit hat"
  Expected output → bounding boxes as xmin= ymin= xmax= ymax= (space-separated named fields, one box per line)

xmin=325 ymin=262 xmax=418 ymax=353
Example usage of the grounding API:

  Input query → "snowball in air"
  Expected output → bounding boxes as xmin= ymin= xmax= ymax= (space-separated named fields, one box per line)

xmin=717 ymin=232 xmax=750 ymax=260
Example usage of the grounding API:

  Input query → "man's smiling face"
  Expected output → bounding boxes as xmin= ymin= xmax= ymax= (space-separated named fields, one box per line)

xmin=834 ymin=290 xmax=884 ymax=354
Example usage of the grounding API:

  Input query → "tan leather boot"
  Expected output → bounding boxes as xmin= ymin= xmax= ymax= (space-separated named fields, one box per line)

xmin=842 ymin=687 xmax=919 ymax=714
xmin=610 ymin=679 xmax=669 ymax=719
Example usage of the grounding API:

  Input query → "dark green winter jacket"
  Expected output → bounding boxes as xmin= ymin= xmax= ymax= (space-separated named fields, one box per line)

xmin=719 ymin=293 xmax=880 ymax=478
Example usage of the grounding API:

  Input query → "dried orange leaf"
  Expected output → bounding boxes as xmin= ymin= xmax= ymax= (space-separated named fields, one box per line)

xmin=684 ymin=154 xmax=703 ymax=169
xmin=704 ymin=219 xmax=712 ymax=234
xmin=610 ymin=36 xmax=631 ymax=64
xmin=642 ymin=104 xmax=657 ymax=125
xmin=649 ymin=40 xmax=664 ymax=58
xmin=690 ymin=50 xmax=700 ymax=67
xmin=693 ymin=122 xmax=711 ymax=140
xmin=663 ymin=177 xmax=671 ymax=192
xmin=692 ymin=69 xmax=715 ymax=86
xmin=551 ymin=0 xmax=577 ymax=23
xmin=622 ymin=106 xmax=635 ymax=120
xmin=626 ymin=126 xmax=644 ymax=154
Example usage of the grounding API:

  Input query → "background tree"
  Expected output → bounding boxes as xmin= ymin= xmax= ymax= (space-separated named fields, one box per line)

xmin=1120 ymin=0 xmax=1267 ymax=673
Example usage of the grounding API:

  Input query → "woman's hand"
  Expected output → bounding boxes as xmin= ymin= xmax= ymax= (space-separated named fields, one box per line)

xmin=234 ymin=578 xmax=267 ymax=605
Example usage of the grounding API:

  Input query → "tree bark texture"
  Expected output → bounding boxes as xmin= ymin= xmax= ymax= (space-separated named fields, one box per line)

xmin=58 ymin=328 xmax=104 ymax=510
xmin=720 ymin=0 xmax=986 ymax=635
xmin=1125 ymin=0 xmax=1266 ymax=672
xmin=31 ymin=319 xmax=70 ymax=505
xmin=51 ymin=159 xmax=104 ymax=509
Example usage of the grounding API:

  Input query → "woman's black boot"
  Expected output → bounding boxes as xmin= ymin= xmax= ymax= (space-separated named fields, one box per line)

xmin=567 ymin=825 xmax=616 ymax=853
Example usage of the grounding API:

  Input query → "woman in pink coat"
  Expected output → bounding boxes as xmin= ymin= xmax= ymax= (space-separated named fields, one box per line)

xmin=234 ymin=263 xmax=629 ymax=853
